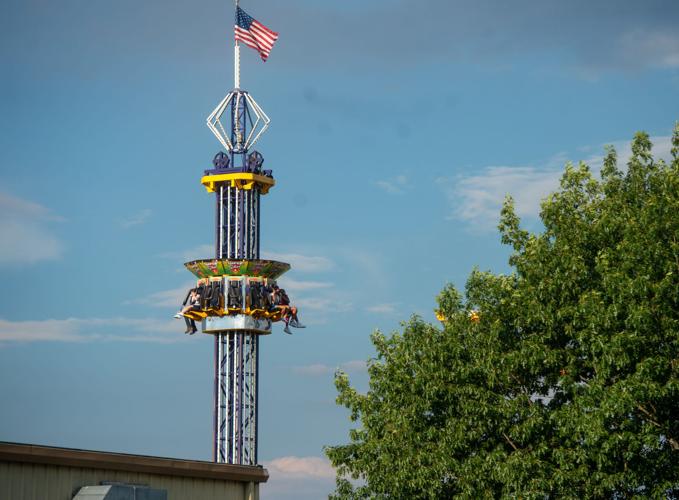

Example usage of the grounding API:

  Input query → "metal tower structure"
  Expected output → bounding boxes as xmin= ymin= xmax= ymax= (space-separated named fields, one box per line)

xmin=181 ymin=3 xmax=289 ymax=466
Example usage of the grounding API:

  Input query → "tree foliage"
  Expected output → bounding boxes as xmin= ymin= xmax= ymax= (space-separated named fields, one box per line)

xmin=326 ymin=126 xmax=679 ymax=498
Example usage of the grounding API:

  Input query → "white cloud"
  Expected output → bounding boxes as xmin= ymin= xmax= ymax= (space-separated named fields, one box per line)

xmin=585 ymin=135 xmax=673 ymax=171
xmin=159 ymin=244 xmax=214 ymax=262
xmin=125 ymin=282 xmax=193 ymax=309
xmin=0 ymin=318 xmax=84 ymax=343
xmin=277 ymin=247 xmax=388 ymax=324
xmin=438 ymin=166 xmax=561 ymax=228
xmin=277 ymin=278 xmax=333 ymax=293
xmin=262 ymin=252 xmax=335 ymax=273
xmin=261 ymin=456 xmax=336 ymax=499
xmin=280 ymin=277 xmax=349 ymax=326
xmin=296 ymin=296 xmax=352 ymax=313
xmin=340 ymin=360 xmax=368 ymax=373
xmin=334 ymin=247 xmax=387 ymax=291
xmin=376 ymin=174 xmax=408 ymax=194
xmin=617 ymin=29 xmax=679 ymax=69
xmin=265 ymin=456 xmax=335 ymax=479
xmin=440 ymin=135 xmax=674 ymax=229
xmin=293 ymin=360 xmax=367 ymax=376
xmin=0 ymin=316 xmax=186 ymax=344
xmin=365 ymin=303 xmax=398 ymax=314
xmin=0 ymin=191 xmax=64 ymax=265
xmin=293 ymin=363 xmax=333 ymax=376
xmin=120 ymin=208 xmax=152 ymax=228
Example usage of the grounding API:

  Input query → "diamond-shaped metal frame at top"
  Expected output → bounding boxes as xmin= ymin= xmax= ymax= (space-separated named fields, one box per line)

xmin=207 ymin=91 xmax=270 ymax=155
xmin=182 ymin=3 xmax=288 ymax=465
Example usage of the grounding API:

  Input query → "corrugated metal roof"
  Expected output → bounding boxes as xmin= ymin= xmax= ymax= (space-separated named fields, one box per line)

xmin=0 ymin=442 xmax=268 ymax=483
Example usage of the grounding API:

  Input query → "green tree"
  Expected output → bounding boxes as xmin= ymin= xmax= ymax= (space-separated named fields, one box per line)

xmin=326 ymin=125 xmax=679 ymax=499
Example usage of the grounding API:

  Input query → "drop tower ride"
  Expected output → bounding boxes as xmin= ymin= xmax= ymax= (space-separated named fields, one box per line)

xmin=182 ymin=2 xmax=288 ymax=465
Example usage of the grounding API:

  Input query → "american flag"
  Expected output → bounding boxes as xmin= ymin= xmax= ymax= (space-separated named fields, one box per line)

xmin=235 ymin=7 xmax=279 ymax=62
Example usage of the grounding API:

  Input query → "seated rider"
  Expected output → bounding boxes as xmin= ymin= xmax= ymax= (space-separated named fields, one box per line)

xmin=261 ymin=284 xmax=273 ymax=311
xmin=174 ymin=288 xmax=201 ymax=335
xmin=274 ymin=285 xmax=303 ymax=334
xmin=268 ymin=284 xmax=281 ymax=311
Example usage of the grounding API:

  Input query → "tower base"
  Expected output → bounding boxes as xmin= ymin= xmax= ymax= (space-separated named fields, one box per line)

xmin=214 ymin=331 xmax=259 ymax=465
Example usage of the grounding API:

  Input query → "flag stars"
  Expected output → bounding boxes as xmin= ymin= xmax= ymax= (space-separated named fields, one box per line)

xmin=234 ymin=6 xmax=279 ymax=62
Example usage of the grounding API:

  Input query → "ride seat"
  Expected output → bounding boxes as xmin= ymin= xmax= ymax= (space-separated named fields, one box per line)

xmin=227 ymin=280 xmax=243 ymax=311
xmin=248 ymin=281 xmax=266 ymax=316
xmin=204 ymin=281 xmax=223 ymax=315
xmin=210 ymin=281 xmax=222 ymax=309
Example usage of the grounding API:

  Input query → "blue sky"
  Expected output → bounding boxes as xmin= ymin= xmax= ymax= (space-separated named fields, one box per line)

xmin=1 ymin=0 xmax=678 ymax=497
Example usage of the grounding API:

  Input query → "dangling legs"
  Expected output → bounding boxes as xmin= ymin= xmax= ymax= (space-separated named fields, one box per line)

xmin=183 ymin=314 xmax=198 ymax=334
xmin=282 ymin=309 xmax=292 ymax=334
xmin=289 ymin=307 xmax=305 ymax=328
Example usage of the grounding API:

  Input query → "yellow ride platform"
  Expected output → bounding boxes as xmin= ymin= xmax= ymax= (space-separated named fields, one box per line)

xmin=201 ymin=172 xmax=275 ymax=194
xmin=183 ymin=306 xmax=284 ymax=322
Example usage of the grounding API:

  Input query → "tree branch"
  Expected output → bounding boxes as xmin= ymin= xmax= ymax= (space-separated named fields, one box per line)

xmin=503 ymin=432 xmax=519 ymax=451
xmin=636 ymin=404 xmax=661 ymax=428
xmin=636 ymin=404 xmax=679 ymax=451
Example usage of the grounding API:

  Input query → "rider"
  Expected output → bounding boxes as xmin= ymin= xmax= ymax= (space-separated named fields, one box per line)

xmin=174 ymin=288 xmax=201 ymax=335
xmin=275 ymin=286 xmax=303 ymax=334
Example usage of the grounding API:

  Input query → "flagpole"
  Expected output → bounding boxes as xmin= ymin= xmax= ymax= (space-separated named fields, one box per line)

xmin=234 ymin=0 xmax=240 ymax=89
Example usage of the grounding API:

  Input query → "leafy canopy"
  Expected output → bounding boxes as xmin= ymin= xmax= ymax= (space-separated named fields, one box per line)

xmin=326 ymin=125 xmax=679 ymax=499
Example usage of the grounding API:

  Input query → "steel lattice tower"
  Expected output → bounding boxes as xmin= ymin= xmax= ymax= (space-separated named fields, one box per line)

xmin=181 ymin=4 xmax=288 ymax=465
xmin=207 ymin=88 xmax=270 ymax=465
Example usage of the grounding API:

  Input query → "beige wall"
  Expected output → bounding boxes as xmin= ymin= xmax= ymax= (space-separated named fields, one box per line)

xmin=0 ymin=443 xmax=267 ymax=500
xmin=0 ymin=460 xmax=259 ymax=500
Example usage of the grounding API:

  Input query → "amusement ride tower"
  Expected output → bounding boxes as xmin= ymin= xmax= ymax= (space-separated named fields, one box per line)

xmin=181 ymin=3 xmax=291 ymax=465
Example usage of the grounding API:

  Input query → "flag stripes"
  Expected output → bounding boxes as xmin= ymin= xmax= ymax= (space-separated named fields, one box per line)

xmin=234 ymin=7 xmax=279 ymax=62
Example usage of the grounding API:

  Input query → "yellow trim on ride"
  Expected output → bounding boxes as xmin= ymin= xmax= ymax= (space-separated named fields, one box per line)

xmin=185 ymin=307 xmax=284 ymax=322
xmin=184 ymin=310 xmax=209 ymax=321
xmin=201 ymin=172 xmax=275 ymax=194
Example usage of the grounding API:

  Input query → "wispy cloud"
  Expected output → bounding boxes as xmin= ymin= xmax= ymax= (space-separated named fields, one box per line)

xmin=125 ymin=283 xmax=193 ymax=309
xmin=0 ymin=316 xmax=185 ymax=344
xmin=376 ymin=174 xmax=409 ymax=195
xmin=293 ymin=364 xmax=334 ymax=376
xmin=438 ymin=165 xmax=561 ymax=229
xmin=440 ymin=135 xmax=674 ymax=229
xmin=275 ymin=1 xmax=679 ymax=76
xmin=159 ymin=244 xmax=214 ymax=262
xmin=605 ymin=29 xmax=679 ymax=71
xmin=0 ymin=191 xmax=64 ymax=265
xmin=6 ymin=0 xmax=678 ymax=91
xmin=296 ymin=297 xmax=352 ymax=314
xmin=365 ymin=303 xmax=398 ymax=314
xmin=293 ymin=360 xmax=367 ymax=376
xmin=262 ymin=252 xmax=335 ymax=273
xmin=278 ymin=278 xmax=334 ymax=293
xmin=120 ymin=208 xmax=152 ymax=229
xmin=268 ymin=253 xmax=347 ymax=324
xmin=340 ymin=360 xmax=368 ymax=373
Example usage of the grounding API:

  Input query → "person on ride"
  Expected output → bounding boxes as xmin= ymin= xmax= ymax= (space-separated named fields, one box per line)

xmin=269 ymin=285 xmax=281 ymax=309
xmin=174 ymin=288 xmax=201 ymax=335
xmin=277 ymin=287 xmax=302 ymax=334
